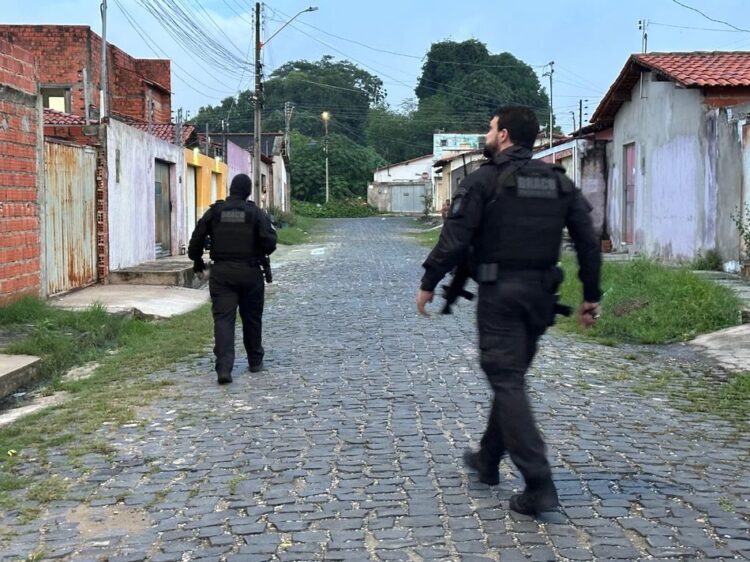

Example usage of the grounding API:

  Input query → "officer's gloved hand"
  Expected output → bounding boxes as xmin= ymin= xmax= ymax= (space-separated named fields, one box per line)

xmin=193 ymin=258 xmax=206 ymax=274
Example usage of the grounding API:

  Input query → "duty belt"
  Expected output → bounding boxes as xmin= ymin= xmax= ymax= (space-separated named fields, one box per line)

xmin=475 ymin=263 xmax=550 ymax=284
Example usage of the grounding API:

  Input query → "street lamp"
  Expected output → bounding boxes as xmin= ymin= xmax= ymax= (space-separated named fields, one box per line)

xmin=321 ymin=111 xmax=330 ymax=203
xmin=252 ymin=4 xmax=318 ymax=206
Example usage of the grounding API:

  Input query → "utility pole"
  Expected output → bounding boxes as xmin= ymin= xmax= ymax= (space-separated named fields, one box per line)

xmin=569 ymin=111 xmax=576 ymax=134
xmin=284 ymin=101 xmax=294 ymax=159
xmin=175 ymin=108 xmax=183 ymax=146
xmin=639 ymin=19 xmax=648 ymax=53
xmin=322 ymin=111 xmax=330 ymax=203
xmin=543 ymin=61 xmax=554 ymax=149
xmin=100 ymin=0 xmax=107 ymax=119
xmin=253 ymin=1 xmax=262 ymax=205
xmin=205 ymin=123 xmax=210 ymax=154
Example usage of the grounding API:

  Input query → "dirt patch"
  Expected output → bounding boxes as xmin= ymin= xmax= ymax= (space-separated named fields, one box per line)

xmin=611 ymin=297 xmax=649 ymax=317
xmin=65 ymin=504 xmax=151 ymax=539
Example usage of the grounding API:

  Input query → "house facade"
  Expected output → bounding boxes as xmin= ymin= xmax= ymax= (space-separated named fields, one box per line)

xmin=368 ymin=154 xmax=433 ymax=214
xmin=589 ymin=52 xmax=750 ymax=265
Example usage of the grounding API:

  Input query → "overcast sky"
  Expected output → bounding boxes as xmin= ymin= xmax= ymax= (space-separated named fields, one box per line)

xmin=3 ymin=0 xmax=750 ymax=133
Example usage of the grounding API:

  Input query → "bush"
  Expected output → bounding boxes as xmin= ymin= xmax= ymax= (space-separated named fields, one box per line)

xmin=268 ymin=207 xmax=297 ymax=228
xmin=692 ymin=249 xmax=723 ymax=271
xmin=293 ymin=198 xmax=378 ymax=218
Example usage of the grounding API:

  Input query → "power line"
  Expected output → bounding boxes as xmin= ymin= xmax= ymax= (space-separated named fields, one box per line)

xmin=670 ymin=0 xmax=750 ymax=33
xmin=650 ymin=20 xmax=745 ymax=32
xmin=266 ymin=6 xmax=547 ymax=69
xmin=113 ymin=0 xmax=237 ymax=98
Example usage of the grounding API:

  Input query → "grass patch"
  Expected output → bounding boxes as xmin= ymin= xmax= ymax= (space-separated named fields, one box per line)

xmin=557 ymin=256 xmax=740 ymax=344
xmin=0 ymin=298 xmax=129 ymax=384
xmin=26 ymin=476 xmax=68 ymax=502
xmin=0 ymin=302 xmax=213 ymax=473
xmin=632 ymin=371 xmax=677 ymax=396
xmin=276 ymin=214 xmax=317 ymax=246
xmin=413 ymin=227 xmax=442 ymax=248
xmin=293 ymin=198 xmax=378 ymax=218
xmin=680 ymin=372 xmax=750 ymax=424
xmin=691 ymin=249 xmax=723 ymax=271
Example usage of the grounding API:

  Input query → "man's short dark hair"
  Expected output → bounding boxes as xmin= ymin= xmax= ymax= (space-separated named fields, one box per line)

xmin=493 ymin=105 xmax=539 ymax=149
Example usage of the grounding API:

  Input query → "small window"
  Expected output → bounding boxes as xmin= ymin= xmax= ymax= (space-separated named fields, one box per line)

xmin=42 ymin=87 xmax=71 ymax=113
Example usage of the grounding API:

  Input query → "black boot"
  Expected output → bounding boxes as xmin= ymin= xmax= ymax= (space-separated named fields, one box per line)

xmin=462 ymin=448 xmax=500 ymax=485
xmin=509 ymin=481 xmax=559 ymax=515
xmin=217 ymin=372 xmax=233 ymax=384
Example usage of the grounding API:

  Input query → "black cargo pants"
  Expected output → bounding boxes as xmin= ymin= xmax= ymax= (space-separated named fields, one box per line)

xmin=209 ymin=261 xmax=265 ymax=376
xmin=476 ymin=272 xmax=557 ymax=491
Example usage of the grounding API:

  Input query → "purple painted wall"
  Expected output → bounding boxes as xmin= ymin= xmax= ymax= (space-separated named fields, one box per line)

xmin=227 ymin=140 xmax=251 ymax=186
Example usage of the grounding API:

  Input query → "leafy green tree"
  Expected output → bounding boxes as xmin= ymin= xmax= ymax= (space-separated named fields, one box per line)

xmin=290 ymin=131 xmax=385 ymax=202
xmin=191 ymin=56 xmax=384 ymax=141
xmin=414 ymin=40 xmax=550 ymax=131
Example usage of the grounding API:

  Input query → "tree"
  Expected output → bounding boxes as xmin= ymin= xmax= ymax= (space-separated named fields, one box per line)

xmin=191 ymin=56 xmax=385 ymax=142
xmin=289 ymin=131 xmax=385 ymax=202
xmin=414 ymin=40 xmax=551 ymax=131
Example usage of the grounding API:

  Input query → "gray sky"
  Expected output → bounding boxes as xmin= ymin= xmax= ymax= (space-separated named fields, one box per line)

xmin=3 ymin=0 xmax=750 ymax=132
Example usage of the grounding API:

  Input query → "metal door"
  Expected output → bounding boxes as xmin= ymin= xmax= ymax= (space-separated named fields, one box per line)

xmin=43 ymin=142 xmax=97 ymax=295
xmin=623 ymin=143 xmax=636 ymax=245
xmin=392 ymin=184 xmax=427 ymax=213
xmin=154 ymin=160 xmax=171 ymax=257
xmin=186 ymin=165 xmax=197 ymax=229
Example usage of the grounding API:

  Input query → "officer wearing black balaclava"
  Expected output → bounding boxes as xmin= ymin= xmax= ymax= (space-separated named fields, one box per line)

xmin=417 ymin=105 xmax=601 ymax=516
xmin=188 ymin=173 xmax=277 ymax=384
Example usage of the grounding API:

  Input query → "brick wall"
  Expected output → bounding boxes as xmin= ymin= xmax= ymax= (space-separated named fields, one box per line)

xmin=0 ymin=37 xmax=40 ymax=303
xmin=0 ymin=25 xmax=171 ymax=124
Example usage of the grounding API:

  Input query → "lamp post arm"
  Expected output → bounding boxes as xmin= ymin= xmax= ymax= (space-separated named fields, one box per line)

xmin=261 ymin=6 xmax=318 ymax=47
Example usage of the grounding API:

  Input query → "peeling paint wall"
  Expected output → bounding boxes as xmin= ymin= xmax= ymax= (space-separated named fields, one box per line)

xmin=608 ymin=73 xmax=706 ymax=259
xmin=367 ymin=183 xmax=392 ymax=212
xmin=712 ymin=107 xmax=743 ymax=264
xmin=580 ymin=142 xmax=607 ymax=236
xmin=107 ymin=119 xmax=185 ymax=270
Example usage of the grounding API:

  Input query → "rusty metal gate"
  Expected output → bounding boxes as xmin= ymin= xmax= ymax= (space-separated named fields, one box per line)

xmin=43 ymin=141 xmax=97 ymax=295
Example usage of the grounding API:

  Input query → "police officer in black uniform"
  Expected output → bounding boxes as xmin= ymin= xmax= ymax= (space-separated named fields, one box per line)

xmin=188 ymin=173 xmax=277 ymax=385
xmin=417 ymin=105 xmax=601 ymax=516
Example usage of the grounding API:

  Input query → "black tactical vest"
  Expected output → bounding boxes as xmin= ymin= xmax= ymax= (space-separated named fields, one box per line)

xmin=209 ymin=199 xmax=259 ymax=261
xmin=476 ymin=159 xmax=574 ymax=269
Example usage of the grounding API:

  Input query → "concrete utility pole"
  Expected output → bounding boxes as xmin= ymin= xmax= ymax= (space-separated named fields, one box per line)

xmin=322 ymin=111 xmax=330 ymax=203
xmin=543 ymin=61 xmax=554 ymax=149
xmin=100 ymin=0 xmax=107 ymax=119
xmin=639 ymin=19 xmax=648 ymax=53
xmin=253 ymin=2 xmax=262 ymax=205
xmin=252 ymin=4 xmax=318 ymax=206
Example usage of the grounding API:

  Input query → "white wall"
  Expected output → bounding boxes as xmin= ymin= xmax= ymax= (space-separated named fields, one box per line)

xmin=272 ymin=157 xmax=289 ymax=212
xmin=107 ymin=119 xmax=186 ymax=270
xmin=373 ymin=155 xmax=433 ymax=183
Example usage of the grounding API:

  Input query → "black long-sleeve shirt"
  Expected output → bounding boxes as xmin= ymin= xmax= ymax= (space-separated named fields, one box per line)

xmin=421 ymin=145 xmax=602 ymax=303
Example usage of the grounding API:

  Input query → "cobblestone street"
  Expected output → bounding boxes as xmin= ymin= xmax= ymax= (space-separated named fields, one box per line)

xmin=2 ymin=217 xmax=750 ymax=561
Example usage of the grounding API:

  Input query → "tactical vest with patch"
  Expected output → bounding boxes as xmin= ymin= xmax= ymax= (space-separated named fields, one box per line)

xmin=209 ymin=199 xmax=259 ymax=261
xmin=476 ymin=159 xmax=575 ymax=269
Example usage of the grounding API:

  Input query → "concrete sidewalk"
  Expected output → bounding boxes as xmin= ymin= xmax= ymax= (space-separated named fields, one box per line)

xmin=689 ymin=270 xmax=750 ymax=371
xmin=49 ymin=284 xmax=210 ymax=319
